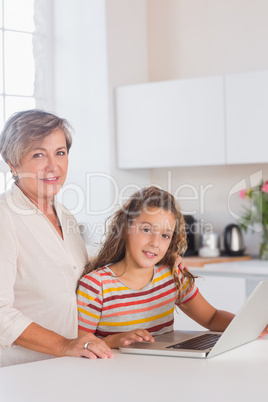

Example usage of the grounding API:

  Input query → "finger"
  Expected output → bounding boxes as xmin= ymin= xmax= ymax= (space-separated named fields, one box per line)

xmin=87 ymin=342 xmax=113 ymax=359
xmin=80 ymin=334 xmax=113 ymax=358
xmin=97 ymin=345 xmax=114 ymax=358
xmin=97 ymin=339 xmax=114 ymax=356
xmin=179 ymin=262 xmax=185 ymax=270
xmin=136 ymin=330 xmax=154 ymax=342
xmin=175 ymin=255 xmax=182 ymax=266
xmin=121 ymin=334 xmax=144 ymax=346
xmin=131 ymin=331 xmax=153 ymax=343
xmin=82 ymin=349 xmax=98 ymax=360
xmin=145 ymin=334 xmax=155 ymax=343
xmin=259 ymin=324 xmax=268 ymax=338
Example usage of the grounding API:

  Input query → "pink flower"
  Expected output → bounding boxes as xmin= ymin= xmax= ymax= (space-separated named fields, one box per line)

xmin=262 ymin=181 xmax=268 ymax=193
xmin=240 ymin=189 xmax=247 ymax=199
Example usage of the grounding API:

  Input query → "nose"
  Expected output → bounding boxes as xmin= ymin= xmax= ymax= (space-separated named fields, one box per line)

xmin=45 ymin=155 xmax=57 ymax=171
xmin=149 ymin=233 xmax=159 ymax=248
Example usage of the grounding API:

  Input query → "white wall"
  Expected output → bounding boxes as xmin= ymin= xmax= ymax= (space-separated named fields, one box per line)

xmin=147 ymin=0 xmax=268 ymax=255
xmin=53 ymin=0 xmax=150 ymax=251
xmin=147 ymin=0 xmax=268 ymax=80
xmin=53 ymin=0 xmax=111 ymax=250
xmin=105 ymin=0 xmax=151 ymax=199
xmin=53 ymin=0 xmax=268 ymax=255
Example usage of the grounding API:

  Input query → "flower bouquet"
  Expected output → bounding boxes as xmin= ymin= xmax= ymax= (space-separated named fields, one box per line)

xmin=239 ymin=180 xmax=268 ymax=259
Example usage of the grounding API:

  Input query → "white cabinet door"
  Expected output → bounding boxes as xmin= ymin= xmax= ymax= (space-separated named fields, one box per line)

xmin=116 ymin=76 xmax=225 ymax=169
xmin=174 ymin=275 xmax=246 ymax=331
xmin=225 ymin=70 xmax=268 ymax=164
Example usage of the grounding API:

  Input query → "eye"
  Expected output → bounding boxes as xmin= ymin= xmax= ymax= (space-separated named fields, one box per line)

xmin=33 ymin=153 xmax=43 ymax=158
xmin=141 ymin=227 xmax=151 ymax=234
xmin=57 ymin=150 xmax=66 ymax=156
xmin=162 ymin=234 xmax=171 ymax=239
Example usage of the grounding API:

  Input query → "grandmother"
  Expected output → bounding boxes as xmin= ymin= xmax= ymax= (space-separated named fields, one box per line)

xmin=0 ymin=109 xmax=113 ymax=367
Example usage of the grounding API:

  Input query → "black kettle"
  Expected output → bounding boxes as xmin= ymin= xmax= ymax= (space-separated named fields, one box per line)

xmin=224 ymin=224 xmax=245 ymax=256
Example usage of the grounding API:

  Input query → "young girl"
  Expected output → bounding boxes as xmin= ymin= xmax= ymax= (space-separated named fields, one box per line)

xmin=77 ymin=186 xmax=235 ymax=349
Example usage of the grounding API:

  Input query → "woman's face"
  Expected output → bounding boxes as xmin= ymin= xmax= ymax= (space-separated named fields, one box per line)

xmin=13 ymin=129 xmax=69 ymax=204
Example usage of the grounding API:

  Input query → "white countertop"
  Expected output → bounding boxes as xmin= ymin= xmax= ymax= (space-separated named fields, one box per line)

xmin=190 ymin=259 xmax=268 ymax=276
xmin=1 ymin=258 xmax=267 ymax=401
xmin=0 ymin=339 xmax=268 ymax=402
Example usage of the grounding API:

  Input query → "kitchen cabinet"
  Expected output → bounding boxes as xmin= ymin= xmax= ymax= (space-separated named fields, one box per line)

xmin=225 ymin=70 xmax=268 ymax=165
xmin=115 ymin=69 xmax=268 ymax=168
xmin=115 ymin=76 xmax=225 ymax=168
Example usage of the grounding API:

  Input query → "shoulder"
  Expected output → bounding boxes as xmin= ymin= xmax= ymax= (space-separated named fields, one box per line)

xmin=78 ymin=267 xmax=111 ymax=288
xmin=155 ymin=264 xmax=183 ymax=279
xmin=153 ymin=265 xmax=174 ymax=284
xmin=154 ymin=265 xmax=172 ymax=275
xmin=0 ymin=189 xmax=7 ymax=204
xmin=155 ymin=264 xmax=195 ymax=287
xmin=0 ymin=185 xmax=35 ymax=216
xmin=0 ymin=188 xmax=12 ymax=209
xmin=0 ymin=191 xmax=16 ymax=228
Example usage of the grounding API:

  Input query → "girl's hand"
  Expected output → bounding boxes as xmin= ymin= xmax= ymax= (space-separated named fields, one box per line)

xmin=62 ymin=332 xmax=113 ymax=360
xmin=119 ymin=329 xmax=155 ymax=347
xmin=259 ymin=324 xmax=268 ymax=338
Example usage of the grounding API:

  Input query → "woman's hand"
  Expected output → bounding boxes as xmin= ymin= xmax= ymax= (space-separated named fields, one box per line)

xmin=14 ymin=323 xmax=113 ymax=360
xmin=104 ymin=329 xmax=154 ymax=349
xmin=175 ymin=254 xmax=182 ymax=267
xmin=62 ymin=332 xmax=113 ymax=359
xmin=174 ymin=254 xmax=186 ymax=271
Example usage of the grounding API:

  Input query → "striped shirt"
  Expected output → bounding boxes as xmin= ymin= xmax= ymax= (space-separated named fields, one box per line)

xmin=77 ymin=265 xmax=199 ymax=337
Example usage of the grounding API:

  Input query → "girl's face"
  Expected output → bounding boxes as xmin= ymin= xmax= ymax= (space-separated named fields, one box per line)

xmin=125 ymin=207 xmax=176 ymax=271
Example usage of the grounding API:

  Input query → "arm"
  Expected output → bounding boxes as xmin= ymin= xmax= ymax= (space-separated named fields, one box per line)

xmin=0 ymin=207 xmax=112 ymax=360
xmin=78 ymin=328 xmax=154 ymax=349
xmin=16 ymin=323 xmax=113 ymax=359
xmin=178 ymin=292 xmax=235 ymax=331
xmin=176 ymin=258 xmax=234 ymax=331
xmin=178 ymin=261 xmax=266 ymax=336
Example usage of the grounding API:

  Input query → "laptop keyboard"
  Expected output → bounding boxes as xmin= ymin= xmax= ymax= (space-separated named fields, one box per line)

xmin=166 ymin=333 xmax=221 ymax=351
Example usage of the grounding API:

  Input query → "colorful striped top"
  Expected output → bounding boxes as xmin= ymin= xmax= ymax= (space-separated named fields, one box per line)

xmin=77 ymin=265 xmax=199 ymax=337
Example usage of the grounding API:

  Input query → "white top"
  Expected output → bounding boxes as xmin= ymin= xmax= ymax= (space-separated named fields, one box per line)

xmin=0 ymin=340 xmax=267 ymax=402
xmin=0 ymin=184 xmax=88 ymax=367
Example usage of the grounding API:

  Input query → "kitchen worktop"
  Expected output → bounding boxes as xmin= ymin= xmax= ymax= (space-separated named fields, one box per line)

xmin=0 ymin=342 xmax=268 ymax=402
xmin=183 ymin=258 xmax=268 ymax=277
xmin=183 ymin=255 xmax=252 ymax=267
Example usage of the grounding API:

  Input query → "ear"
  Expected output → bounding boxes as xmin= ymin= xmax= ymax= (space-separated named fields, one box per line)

xmin=7 ymin=161 xmax=14 ymax=170
xmin=7 ymin=161 xmax=18 ymax=176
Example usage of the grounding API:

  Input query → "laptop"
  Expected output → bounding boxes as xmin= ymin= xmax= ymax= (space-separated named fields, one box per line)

xmin=120 ymin=279 xmax=268 ymax=358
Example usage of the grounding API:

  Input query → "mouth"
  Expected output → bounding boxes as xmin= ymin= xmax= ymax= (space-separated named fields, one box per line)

xmin=143 ymin=251 xmax=157 ymax=259
xmin=40 ymin=177 xmax=60 ymax=184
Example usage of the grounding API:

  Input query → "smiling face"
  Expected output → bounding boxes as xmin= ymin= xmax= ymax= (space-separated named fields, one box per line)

xmin=10 ymin=129 xmax=69 ymax=206
xmin=125 ymin=207 xmax=176 ymax=271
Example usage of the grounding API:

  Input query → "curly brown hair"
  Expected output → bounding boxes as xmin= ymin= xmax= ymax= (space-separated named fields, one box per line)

xmin=81 ymin=186 xmax=196 ymax=303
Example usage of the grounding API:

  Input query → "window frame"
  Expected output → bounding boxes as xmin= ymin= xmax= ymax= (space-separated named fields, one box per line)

xmin=0 ymin=0 xmax=53 ymax=192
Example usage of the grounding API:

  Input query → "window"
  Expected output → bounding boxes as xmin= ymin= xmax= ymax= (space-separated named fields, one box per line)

xmin=0 ymin=0 xmax=52 ymax=192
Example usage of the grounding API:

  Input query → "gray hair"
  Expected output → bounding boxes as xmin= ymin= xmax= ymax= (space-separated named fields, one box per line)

xmin=0 ymin=109 xmax=73 ymax=167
